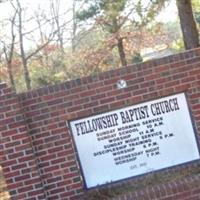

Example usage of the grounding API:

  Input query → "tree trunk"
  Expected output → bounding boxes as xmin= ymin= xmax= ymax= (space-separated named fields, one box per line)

xmin=117 ymin=38 xmax=127 ymax=66
xmin=50 ymin=0 xmax=64 ymax=53
xmin=72 ymin=0 xmax=77 ymax=52
xmin=23 ymin=59 xmax=31 ymax=90
xmin=7 ymin=62 xmax=16 ymax=92
xmin=3 ymin=9 xmax=17 ymax=91
xmin=176 ymin=0 xmax=199 ymax=49
xmin=17 ymin=0 xmax=32 ymax=90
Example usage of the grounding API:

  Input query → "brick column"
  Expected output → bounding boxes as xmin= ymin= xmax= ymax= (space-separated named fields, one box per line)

xmin=0 ymin=83 xmax=45 ymax=200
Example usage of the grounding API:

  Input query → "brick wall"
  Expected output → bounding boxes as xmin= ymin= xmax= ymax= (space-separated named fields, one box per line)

xmin=0 ymin=83 xmax=45 ymax=200
xmin=1 ymin=47 xmax=200 ymax=200
xmin=111 ymin=174 xmax=200 ymax=200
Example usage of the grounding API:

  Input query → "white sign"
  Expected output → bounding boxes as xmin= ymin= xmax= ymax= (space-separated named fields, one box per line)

xmin=69 ymin=93 xmax=200 ymax=189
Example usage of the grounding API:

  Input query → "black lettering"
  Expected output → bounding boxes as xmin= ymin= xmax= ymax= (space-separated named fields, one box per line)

xmin=75 ymin=123 xmax=81 ymax=136
xmin=120 ymin=111 xmax=126 ymax=124
xmin=151 ymin=97 xmax=180 ymax=116
xmin=173 ymin=98 xmax=180 ymax=110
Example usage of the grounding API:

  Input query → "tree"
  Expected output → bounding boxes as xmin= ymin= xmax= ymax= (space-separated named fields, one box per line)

xmin=15 ymin=0 xmax=32 ymax=90
xmin=10 ymin=0 xmax=60 ymax=90
xmin=72 ymin=0 xmax=77 ymax=51
xmin=76 ymin=0 xmax=129 ymax=66
xmin=1 ymin=10 xmax=17 ymax=91
xmin=50 ymin=0 xmax=64 ymax=53
xmin=76 ymin=0 xmax=167 ymax=67
xmin=192 ymin=0 xmax=200 ymax=26
xmin=176 ymin=0 xmax=199 ymax=49
xmin=0 ymin=0 xmax=181 ymax=91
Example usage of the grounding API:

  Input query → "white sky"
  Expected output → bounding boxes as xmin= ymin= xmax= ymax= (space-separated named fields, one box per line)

xmin=0 ymin=0 xmax=71 ymax=16
xmin=0 ymin=0 xmax=73 ymax=49
xmin=157 ymin=0 xmax=178 ymax=22
xmin=0 ymin=0 xmax=178 ymax=23
xmin=0 ymin=0 xmax=178 ymax=49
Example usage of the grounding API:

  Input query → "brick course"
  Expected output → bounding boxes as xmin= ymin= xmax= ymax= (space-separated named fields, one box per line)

xmin=1 ymin=47 xmax=200 ymax=199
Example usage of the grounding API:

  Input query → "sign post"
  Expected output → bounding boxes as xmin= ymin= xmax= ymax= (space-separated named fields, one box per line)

xmin=69 ymin=93 xmax=200 ymax=189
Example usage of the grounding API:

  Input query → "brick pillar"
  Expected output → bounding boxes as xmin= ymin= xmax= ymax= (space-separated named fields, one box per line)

xmin=0 ymin=83 xmax=45 ymax=200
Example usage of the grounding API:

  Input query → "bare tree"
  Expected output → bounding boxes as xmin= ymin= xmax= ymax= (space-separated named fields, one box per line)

xmin=10 ymin=0 xmax=58 ymax=90
xmin=72 ymin=0 xmax=77 ymax=52
xmin=15 ymin=0 xmax=32 ymax=90
xmin=1 ymin=10 xmax=17 ymax=91
xmin=50 ymin=0 xmax=65 ymax=53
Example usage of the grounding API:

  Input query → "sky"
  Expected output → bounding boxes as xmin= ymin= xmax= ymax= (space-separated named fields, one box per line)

xmin=157 ymin=0 xmax=178 ymax=22
xmin=0 ymin=0 xmax=73 ymax=49
xmin=0 ymin=0 xmax=178 ymax=23
xmin=0 ymin=0 xmax=178 ymax=49
xmin=0 ymin=0 xmax=72 ymax=22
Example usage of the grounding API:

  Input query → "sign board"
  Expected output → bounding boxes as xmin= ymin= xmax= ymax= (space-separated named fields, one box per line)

xmin=68 ymin=93 xmax=200 ymax=189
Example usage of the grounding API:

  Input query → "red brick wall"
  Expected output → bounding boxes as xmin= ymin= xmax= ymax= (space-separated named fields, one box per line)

xmin=1 ymin=47 xmax=200 ymax=200
xmin=0 ymin=83 xmax=45 ymax=200
xmin=111 ymin=174 xmax=200 ymax=200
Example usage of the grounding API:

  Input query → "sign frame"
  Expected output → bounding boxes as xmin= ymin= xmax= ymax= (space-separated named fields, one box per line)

xmin=67 ymin=92 xmax=200 ymax=190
